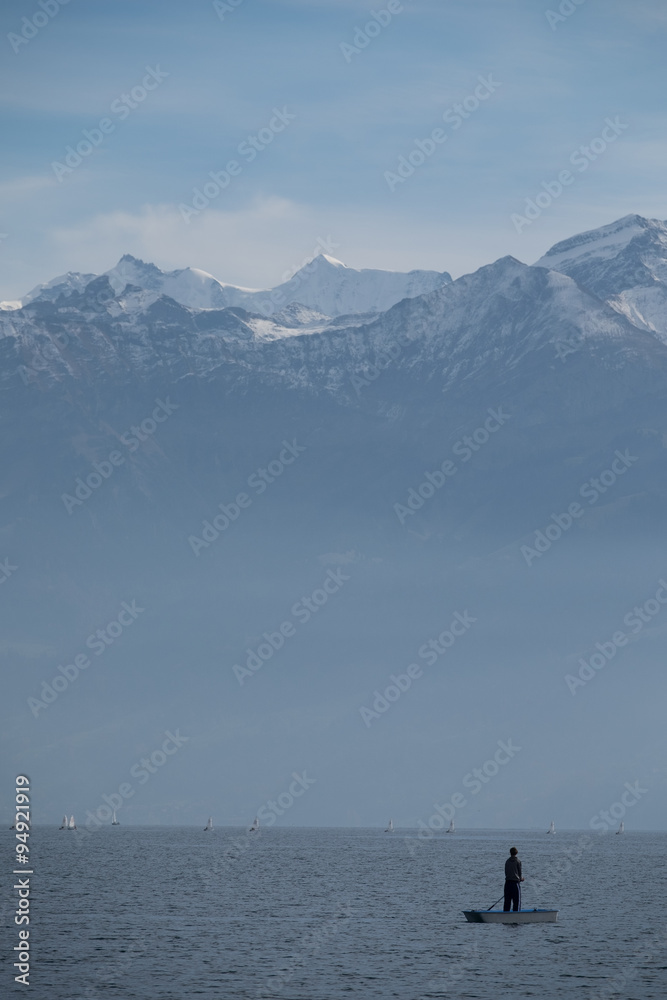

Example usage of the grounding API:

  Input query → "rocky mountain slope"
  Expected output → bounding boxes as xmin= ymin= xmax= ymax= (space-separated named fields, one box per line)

xmin=2 ymin=215 xmax=667 ymax=828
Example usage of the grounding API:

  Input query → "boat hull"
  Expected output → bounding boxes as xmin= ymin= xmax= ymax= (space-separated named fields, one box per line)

xmin=463 ymin=909 xmax=558 ymax=924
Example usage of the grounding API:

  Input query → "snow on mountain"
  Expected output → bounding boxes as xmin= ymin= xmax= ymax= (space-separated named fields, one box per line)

xmin=5 ymin=214 xmax=667 ymax=393
xmin=264 ymin=254 xmax=450 ymax=316
xmin=5 ymin=246 xmax=660 ymax=399
xmin=2 ymin=270 xmax=97 ymax=310
xmin=6 ymin=253 xmax=451 ymax=319
xmin=535 ymin=214 xmax=667 ymax=339
xmin=105 ymin=255 xmax=260 ymax=310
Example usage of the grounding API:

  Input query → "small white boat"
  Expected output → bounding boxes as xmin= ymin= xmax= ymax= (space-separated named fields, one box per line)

xmin=385 ymin=819 xmax=394 ymax=833
xmin=68 ymin=815 xmax=76 ymax=830
xmin=616 ymin=821 xmax=624 ymax=834
xmin=547 ymin=820 xmax=555 ymax=834
xmin=204 ymin=816 xmax=213 ymax=831
xmin=249 ymin=816 xmax=259 ymax=832
xmin=464 ymin=909 xmax=558 ymax=924
xmin=111 ymin=810 xmax=119 ymax=825
xmin=59 ymin=815 xmax=68 ymax=829
xmin=446 ymin=820 xmax=455 ymax=833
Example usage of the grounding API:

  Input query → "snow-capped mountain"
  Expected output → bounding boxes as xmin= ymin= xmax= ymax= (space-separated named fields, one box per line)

xmin=3 ymin=214 xmax=667 ymax=790
xmin=4 ymin=214 xmax=667 ymax=844
xmin=5 ymin=228 xmax=664 ymax=396
xmin=3 ymin=253 xmax=451 ymax=320
xmin=263 ymin=254 xmax=451 ymax=317
xmin=535 ymin=214 xmax=667 ymax=338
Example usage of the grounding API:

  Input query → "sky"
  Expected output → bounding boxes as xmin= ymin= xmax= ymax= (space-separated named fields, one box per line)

xmin=1 ymin=0 xmax=667 ymax=301
xmin=1 ymin=1 xmax=666 ymax=837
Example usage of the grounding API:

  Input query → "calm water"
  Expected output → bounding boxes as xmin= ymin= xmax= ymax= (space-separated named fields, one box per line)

xmin=3 ymin=827 xmax=667 ymax=999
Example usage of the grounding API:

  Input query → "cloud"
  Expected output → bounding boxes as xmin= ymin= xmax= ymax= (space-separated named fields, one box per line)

xmin=0 ymin=175 xmax=57 ymax=198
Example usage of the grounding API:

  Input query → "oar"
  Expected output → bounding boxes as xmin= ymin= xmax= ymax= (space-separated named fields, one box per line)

xmin=486 ymin=894 xmax=505 ymax=911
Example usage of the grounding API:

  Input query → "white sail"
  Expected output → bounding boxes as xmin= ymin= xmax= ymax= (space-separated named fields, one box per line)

xmin=616 ymin=821 xmax=624 ymax=834
xmin=249 ymin=816 xmax=259 ymax=832
xmin=447 ymin=820 xmax=455 ymax=833
xmin=60 ymin=815 xmax=68 ymax=829
xmin=385 ymin=819 xmax=394 ymax=832
xmin=68 ymin=815 xmax=76 ymax=830
xmin=204 ymin=816 xmax=213 ymax=831
xmin=547 ymin=820 xmax=555 ymax=834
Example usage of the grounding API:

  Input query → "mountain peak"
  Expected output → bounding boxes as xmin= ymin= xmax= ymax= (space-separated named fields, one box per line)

xmin=118 ymin=253 xmax=150 ymax=265
xmin=535 ymin=214 xmax=666 ymax=270
xmin=534 ymin=214 xmax=667 ymax=337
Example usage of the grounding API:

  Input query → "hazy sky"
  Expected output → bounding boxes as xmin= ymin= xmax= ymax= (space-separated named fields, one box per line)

xmin=1 ymin=0 xmax=666 ymax=300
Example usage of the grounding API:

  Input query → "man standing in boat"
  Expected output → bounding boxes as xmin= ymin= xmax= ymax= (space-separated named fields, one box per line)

xmin=503 ymin=847 xmax=524 ymax=912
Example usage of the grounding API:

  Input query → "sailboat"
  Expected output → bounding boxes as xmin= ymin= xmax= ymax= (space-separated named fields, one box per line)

xmin=249 ymin=816 xmax=259 ymax=832
xmin=547 ymin=820 xmax=555 ymax=834
xmin=68 ymin=815 xmax=76 ymax=830
xmin=111 ymin=809 xmax=120 ymax=826
xmin=385 ymin=819 xmax=394 ymax=833
xmin=446 ymin=820 xmax=455 ymax=833
xmin=59 ymin=815 xmax=68 ymax=829
xmin=204 ymin=817 xmax=213 ymax=831
xmin=616 ymin=821 xmax=624 ymax=834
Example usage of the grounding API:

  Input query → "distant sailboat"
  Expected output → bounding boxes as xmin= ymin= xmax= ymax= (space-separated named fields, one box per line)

xmin=385 ymin=819 xmax=394 ymax=833
xmin=59 ymin=815 xmax=68 ymax=829
xmin=204 ymin=816 xmax=213 ymax=831
xmin=249 ymin=816 xmax=259 ymax=832
xmin=446 ymin=820 xmax=455 ymax=833
xmin=68 ymin=815 xmax=76 ymax=830
xmin=616 ymin=821 xmax=624 ymax=834
xmin=547 ymin=820 xmax=555 ymax=834
xmin=111 ymin=809 xmax=119 ymax=826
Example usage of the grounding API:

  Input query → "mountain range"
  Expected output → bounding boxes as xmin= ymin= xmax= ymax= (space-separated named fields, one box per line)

xmin=2 ymin=213 xmax=666 ymax=830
